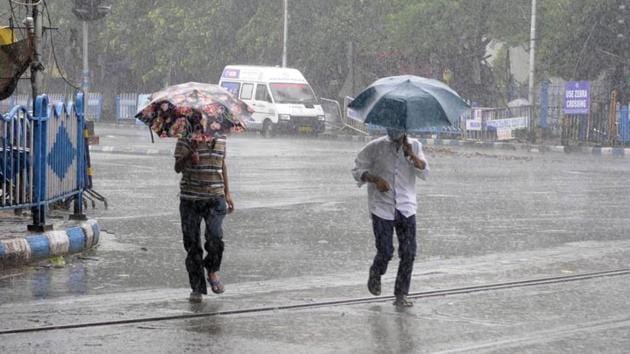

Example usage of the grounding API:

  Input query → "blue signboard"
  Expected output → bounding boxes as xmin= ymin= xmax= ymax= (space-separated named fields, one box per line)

xmin=564 ymin=81 xmax=590 ymax=114
xmin=222 ymin=69 xmax=240 ymax=79
xmin=220 ymin=82 xmax=241 ymax=97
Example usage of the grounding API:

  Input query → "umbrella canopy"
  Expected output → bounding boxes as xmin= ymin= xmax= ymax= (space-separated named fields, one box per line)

xmin=348 ymin=75 xmax=470 ymax=131
xmin=135 ymin=82 xmax=253 ymax=141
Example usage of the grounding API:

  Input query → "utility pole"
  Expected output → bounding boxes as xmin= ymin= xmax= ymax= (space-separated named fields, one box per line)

xmin=27 ymin=0 xmax=47 ymax=231
xmin=82 ymin=20 xmax=89 ymax=91
xmin=282 ymin=0 xmax=288 ymax=67
xmin=527 ymin=0 xmax=537 ymax=107
xmin=72 ymin=0 xmax=111 ymax=91
xmin=528 ymin=0 xmax=537 ymax=140
xmin=29 ymin=0 xmax=43 ymax=109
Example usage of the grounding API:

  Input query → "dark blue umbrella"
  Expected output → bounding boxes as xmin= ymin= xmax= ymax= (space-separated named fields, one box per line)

xmin=348 ymin=75 xmax=470 ymax=130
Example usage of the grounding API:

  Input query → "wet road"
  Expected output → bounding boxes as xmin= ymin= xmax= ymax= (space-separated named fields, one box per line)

xmin=1 ymin=124 xmax=630 ymax=352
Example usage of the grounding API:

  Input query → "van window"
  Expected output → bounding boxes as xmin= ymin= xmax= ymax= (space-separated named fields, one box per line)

xmin=255 ymin=85 xmax=271 ymax=102
xmin=220 ymin=81 xmax=240 ymax=97
xmin=240 ymin=83 xmax=254 ymax=100
xmin=269 ymin=83 xmax=317 ymax=104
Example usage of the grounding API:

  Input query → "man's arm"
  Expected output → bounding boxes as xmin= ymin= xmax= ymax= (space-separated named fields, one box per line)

xmin=222 ymin=159 xmax=234 ymax=213
xmin=174 ymin=152 xmax=192 ymax=173
xmin=361 ymin=171 xmax=391 ymax=192
xmin=352 ymin=142 xmax=390 ymax=192
xmin=403 ymin=139 xmax=429 ymax=180
xmin=174 ymin=140 xmax=194 ymax=173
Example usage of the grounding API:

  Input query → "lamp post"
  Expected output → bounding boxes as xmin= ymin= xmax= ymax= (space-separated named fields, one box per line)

xmin=527 ymin=0 xmax=537 ymax=140
xmin=82 ymin=20 xmax=89 ymax=90
xmin=72 ymin=0 xmax=111 ymax=91
xmin=282 ymin=0 xmax=288 ymax=67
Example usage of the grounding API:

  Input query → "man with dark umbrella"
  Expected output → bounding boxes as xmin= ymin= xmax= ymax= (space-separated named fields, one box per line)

xmin=352 ymin=128 xmax=429 ymax=307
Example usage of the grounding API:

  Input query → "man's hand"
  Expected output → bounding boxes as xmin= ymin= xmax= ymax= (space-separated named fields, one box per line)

xmin=402 ymin=138 xmax=413 ymax=158
xmin=362 ymin=172 xmax=390 ymax=192
xmin=225 ymin=192 xmax=235 ymax=213
xmin=402 ymin=139 xmax=426 ymax=170
xmin=373 ymin=177 xmax=391 ymax=192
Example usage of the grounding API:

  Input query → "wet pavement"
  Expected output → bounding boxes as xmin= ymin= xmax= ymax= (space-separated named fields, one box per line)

xmin=1 ymin=123 xmax=630 ymax=352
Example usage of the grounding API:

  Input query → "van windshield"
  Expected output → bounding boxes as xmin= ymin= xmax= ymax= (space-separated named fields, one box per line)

xmin=269 ymin=83 xmax=317 ymax=104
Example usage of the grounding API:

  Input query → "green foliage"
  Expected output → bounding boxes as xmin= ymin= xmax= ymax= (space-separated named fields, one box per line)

xmin=26 ymin=0 xmax=628 ymax=105
xmin=536 ymin=0 xmax=625 ymax=81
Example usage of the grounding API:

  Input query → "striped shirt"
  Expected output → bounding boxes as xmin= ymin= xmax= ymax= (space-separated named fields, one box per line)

xmin=174 ymin=136 xmax=226 ymax=200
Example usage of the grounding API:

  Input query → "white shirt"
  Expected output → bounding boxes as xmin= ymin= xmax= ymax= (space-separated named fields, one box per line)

xmin=352 ymin=136 xmax=429 ymax=220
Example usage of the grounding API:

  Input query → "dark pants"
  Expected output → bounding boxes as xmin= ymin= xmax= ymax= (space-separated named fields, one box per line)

xmin=370 ymin=211 xmax=417 ymax=296
xmin=180 ymin=197 xmax=227 ymax=294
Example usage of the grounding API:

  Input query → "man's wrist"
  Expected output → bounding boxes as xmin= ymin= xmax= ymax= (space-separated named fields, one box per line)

xmin=361 ymin=172 xmax=375 ymax=183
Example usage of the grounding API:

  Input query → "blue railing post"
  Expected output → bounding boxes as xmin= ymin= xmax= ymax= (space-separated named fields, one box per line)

xmin=115 ymin=94 xmax=120 ymax=121
xmin=539 ymin=79 xmax=549 ymax=129
xmin=28 ymin=95 xmax=52 ymax=232
xmin=620 ymin=104 xmax=629 ymax=144
xmin=71 ymin=92 xmax=87 ymax=220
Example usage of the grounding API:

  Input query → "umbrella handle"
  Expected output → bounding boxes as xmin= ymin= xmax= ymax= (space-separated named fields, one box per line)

xmin=149 ymin=126 xmax=154 ymax=143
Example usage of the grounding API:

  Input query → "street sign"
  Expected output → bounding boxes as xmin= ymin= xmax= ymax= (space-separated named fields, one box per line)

xmin=564 ymin=81 xmax=590 ymax=114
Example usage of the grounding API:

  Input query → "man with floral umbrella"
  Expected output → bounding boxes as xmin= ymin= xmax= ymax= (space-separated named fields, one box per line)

xmin=174 ymin=110 xmax=235 ymax=303
xmin=136 ymin=82 xmax=250 ymax=303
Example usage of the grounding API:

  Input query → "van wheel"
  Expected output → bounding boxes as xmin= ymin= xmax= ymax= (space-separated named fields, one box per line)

xmin=262 ymin=120 xmax=274 ymax=138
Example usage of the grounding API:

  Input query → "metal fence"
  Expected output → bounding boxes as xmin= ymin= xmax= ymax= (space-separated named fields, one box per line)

xmin=620 ymin=105 xmax=630 ymax=143
xmin=336 ymin=83 xmax=629 ymax=147
xmin=116 ymin=93 xmax=138 ymax=120
xmin=0 ymin=93 xmax=87 ymax=229
xmin=0 ymin=105 xmax=33 ymax=208
xmin=463 ymin=106 xmax=531 ymax=141
xmin=0 ymin=93 xmax=102 ymax=121
xmin=319 ymin=98 xmax=343 ymax=131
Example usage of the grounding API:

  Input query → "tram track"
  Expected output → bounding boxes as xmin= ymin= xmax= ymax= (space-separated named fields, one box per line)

xmin=2 ymin=268 xmax=629 ymax=335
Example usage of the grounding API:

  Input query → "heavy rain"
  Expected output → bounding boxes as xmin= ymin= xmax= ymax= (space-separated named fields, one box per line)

xmin=1 ymin=1 xmax=630 ymax=353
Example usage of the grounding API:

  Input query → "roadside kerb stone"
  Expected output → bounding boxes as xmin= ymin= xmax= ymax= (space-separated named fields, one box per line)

xmin=0 ymin=219 xmax=100 ymax=269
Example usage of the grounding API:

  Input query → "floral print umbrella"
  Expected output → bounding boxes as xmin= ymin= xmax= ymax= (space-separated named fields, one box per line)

xmin=135 ymin=82 xmax=253 ymax=141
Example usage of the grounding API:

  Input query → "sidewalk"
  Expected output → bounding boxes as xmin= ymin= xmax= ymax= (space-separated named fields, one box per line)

xmin=0 ymin=210 xmax=100 ymax=270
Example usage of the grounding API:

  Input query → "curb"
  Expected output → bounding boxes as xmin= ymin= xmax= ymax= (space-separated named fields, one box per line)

xmin=0 ymin=219 xmax=100 ymax=269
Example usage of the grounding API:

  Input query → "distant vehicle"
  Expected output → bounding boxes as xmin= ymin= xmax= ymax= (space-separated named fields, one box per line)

xmin=218 ymin=65 xmax=325 ymax=136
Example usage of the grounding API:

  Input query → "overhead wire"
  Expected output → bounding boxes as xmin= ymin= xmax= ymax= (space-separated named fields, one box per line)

xmin=9 ymin=0 xmax=42 ymax=6
xmin=42 ymin=0 xmax=81 ymax=91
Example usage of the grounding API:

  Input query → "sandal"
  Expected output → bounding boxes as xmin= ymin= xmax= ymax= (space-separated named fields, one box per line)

xmin=208 ymin=276 xmax=225 ymax=294
xmin=393 ymin=295 xmax=413 ymax=307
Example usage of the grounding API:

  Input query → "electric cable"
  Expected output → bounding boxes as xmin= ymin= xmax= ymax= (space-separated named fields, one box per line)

xmin=42 ymin=0 xmax=80 ymax=91
xmin=9 ymin=0 xmax=42 ymax=6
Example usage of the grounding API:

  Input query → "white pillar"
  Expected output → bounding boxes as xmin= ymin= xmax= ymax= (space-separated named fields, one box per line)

xmin=527 ymin=0 xmax=537 ymax=106
xmin=282 ymin=0 xmax=288 ymax=67
xmin=82 ymin=21 xmax=89 ymax=91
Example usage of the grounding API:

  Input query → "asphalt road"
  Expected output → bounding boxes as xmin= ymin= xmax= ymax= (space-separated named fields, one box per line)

xmin=1 ymin=124 xmax=630 ymax=353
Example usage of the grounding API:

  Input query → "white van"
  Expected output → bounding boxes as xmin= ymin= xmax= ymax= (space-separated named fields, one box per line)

xmin=218 ymin=65 xmax=325 ymax=136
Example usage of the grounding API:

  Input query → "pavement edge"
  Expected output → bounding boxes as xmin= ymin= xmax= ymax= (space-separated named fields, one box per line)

xmin=0 ymin=219 xmax=100 ymax=269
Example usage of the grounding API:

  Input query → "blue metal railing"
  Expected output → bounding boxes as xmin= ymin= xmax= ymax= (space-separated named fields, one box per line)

xmin=0 ymin=104 xmax=33 ymax=208
xmin=0 ymin=93 xmax=86 ymax=228
xmin=619 ymin=105 xmax=630 ymax=144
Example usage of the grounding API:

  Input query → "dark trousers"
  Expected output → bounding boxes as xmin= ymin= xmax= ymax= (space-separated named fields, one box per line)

xmin=180 ymin=197 xmax=227 ymax=294
xmin=370 ymin=211 xmax=417 ymax=296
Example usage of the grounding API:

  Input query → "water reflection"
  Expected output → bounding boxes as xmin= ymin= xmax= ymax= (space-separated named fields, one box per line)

xmin=30 ymin=262 xmax=88 ymax=299
xmin=186 ymin=303 xmax=224 ymax=336
xmin=369 ymin=304 xmax=419 ymax=353
xmin=0 ymin=259 xmax=91 ymax=302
